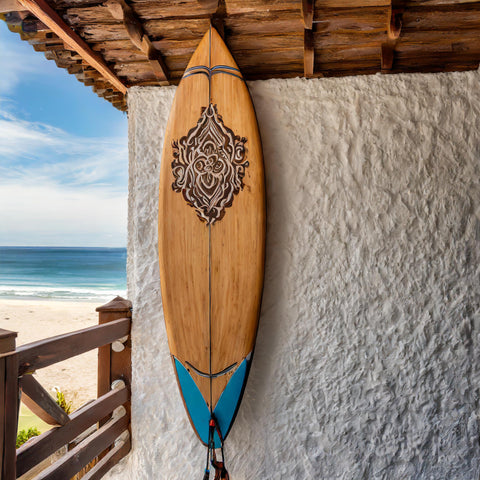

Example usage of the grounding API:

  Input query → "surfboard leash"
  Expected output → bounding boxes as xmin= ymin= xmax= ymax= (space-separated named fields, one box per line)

xmin=203 ymin=416 xmax=230 ymax=480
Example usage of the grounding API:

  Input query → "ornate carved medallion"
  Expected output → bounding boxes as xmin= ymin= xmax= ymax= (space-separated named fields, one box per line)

xmin=171 ymin=103 xmax=248 ymax=225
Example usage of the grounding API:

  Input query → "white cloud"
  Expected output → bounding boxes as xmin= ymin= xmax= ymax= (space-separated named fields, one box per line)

xmin=0 ymin=108 xmax=128 ymax=191
xmin=0 ymin=108 xmax=129 ymax=246
xmin=0 ymin=111 xmax=63 ymax=155
xmin=0 ymin=182 xmax=127 ymax=247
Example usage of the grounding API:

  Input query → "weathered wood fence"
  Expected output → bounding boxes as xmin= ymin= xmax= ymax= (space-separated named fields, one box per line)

xmin=0 ymin=296 xmax=132 ymax=480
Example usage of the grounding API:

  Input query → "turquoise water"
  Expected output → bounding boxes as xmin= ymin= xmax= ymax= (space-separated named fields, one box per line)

xmin=0 ymin=247 xmax=127 ymax=301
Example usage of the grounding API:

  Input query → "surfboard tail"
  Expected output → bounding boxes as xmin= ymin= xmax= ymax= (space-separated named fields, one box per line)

xmin=174 ymin=354 xmax=252 ymax=479
xmin=173 ymin=354 xmax=252 ymax=448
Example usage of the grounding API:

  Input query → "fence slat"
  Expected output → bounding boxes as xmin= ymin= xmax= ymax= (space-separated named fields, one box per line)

xmin=17 ymin=386 xmax=129 ymax=477
xmin=80 ymin=437 xmax=131 ymax=480
xmin=3 ymin=353 xmax=19 ymax=480
xmin=20 ymin=375 xmax=70 ymax=426
xmin=0 ymin=356 xmax=4 ymax=476
xmin=34 ymin=414 xmax=129 ymax=480
xmin=17 ymin=317 xmax=131 ymax=374
xmin=0 ymin=330 xmax=16 ymax=478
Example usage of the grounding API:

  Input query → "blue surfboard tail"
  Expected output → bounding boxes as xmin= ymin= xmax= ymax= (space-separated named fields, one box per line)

xmin=173 ymin=354 xmax=251 ymax=448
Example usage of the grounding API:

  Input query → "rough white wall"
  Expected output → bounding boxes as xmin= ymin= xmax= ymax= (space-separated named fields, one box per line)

xmin=108 ymin=70 xmax=480 ymax=479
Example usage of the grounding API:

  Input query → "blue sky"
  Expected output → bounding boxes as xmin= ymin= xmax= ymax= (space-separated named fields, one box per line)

xmin=0 ymin=21 xmax=128 ymax=247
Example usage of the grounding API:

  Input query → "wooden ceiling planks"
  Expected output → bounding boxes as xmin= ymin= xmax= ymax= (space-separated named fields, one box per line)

xmin=66 ymin=1 xmax=211 ymax=24
xmin=2 ymin=0 xmax=480 ymax=111
xmin=225 ymin=0 xmax=301 ymax=15
xmin=313 ymin=2 xmax=480 ymax=75
xmin=315 ymin=0 xmax=389 ymax=6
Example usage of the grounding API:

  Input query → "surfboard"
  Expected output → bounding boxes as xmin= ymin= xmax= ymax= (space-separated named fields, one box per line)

xmin=158 ymin=26 xmax=266 ymax=455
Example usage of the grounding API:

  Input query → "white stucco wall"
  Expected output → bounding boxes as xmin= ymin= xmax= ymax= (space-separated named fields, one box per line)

xmin=108 ymin=70 xmax=480 ymax=479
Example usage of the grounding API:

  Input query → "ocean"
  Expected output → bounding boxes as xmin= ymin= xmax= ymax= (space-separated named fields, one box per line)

xmin=0 ymin=247 xmax=127 ymax=301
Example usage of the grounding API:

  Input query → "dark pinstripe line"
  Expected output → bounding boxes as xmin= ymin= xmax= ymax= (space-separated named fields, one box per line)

xmin=182 ymin=71 xmax=210 ymax=79
xmin=184 ymin=64 xmax=242 ymax=74
xmin=183 ymin=70 xmax=243 ymax=81
xmin=211 ymin=65 xmax=241 ymax=73
xmin=212 ymin=70 xmax=243 ymax=80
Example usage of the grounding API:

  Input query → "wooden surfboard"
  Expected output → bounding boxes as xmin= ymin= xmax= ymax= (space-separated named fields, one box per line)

xmin=158 ymin=26 xmax=265 ymax=450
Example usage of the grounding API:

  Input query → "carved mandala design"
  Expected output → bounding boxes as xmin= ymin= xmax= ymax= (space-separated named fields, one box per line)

xmin=171 ymin=103 xmax=248 ymax=225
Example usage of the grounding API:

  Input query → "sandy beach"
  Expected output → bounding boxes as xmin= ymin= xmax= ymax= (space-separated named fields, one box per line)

xmin=0 ymin=299 xmax=100 ymax=409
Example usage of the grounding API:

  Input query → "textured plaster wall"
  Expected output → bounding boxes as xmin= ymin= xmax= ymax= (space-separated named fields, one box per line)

xmin=108 ymin=70 xmax=480 ymax=479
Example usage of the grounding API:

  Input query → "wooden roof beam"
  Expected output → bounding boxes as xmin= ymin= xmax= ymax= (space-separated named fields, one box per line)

xmin=210 ymin=0 xmax=226 ymax=39
xmin=105 ymin=0 xmax=169 ymax=85
xmin=0 ymin=0 xmax=24 ymax=13
xmin=304 ymin=27 xmax=314 ymax=78
xmin=381 ymin=0 xmax=405 ymax=72
xmin=302 ymin=0 xmax=313 ymax=29
xmin=17 ymin=0 xmax=127 ymax=94
xmin=303 ymin=0 xmax=314 ymax=78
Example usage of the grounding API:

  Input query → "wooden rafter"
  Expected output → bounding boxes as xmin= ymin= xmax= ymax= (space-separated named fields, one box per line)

xmin=302 ymin=0 xmax=313 ymax=30
xmin=211 ymin=0 xmax=226 ymax=39
xmin=17 ymin=0 xmax=127 ymax=93
xmin=303 ymin=0 xmax=314 ymax=78
xmin=381 ymin=0 xmax=406 ymax=72
xmin=304 ymin=27 xmax=314 ymax=78
xmin=105 ymin=0 xmax=169 ymax=85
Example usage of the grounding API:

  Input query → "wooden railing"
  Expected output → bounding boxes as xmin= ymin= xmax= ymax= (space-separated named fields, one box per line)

xmin=0 ymin=296 xmax=132 ymax=480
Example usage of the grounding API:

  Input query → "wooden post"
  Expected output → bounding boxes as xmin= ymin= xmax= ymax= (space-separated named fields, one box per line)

xmin=96 ymin=297 xmax=132 ymax=423
xmin=0 ymin=329 xmax=18 ymax=480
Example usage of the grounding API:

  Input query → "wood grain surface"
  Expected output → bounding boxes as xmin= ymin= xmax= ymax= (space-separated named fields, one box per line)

xmin=158 ymin=26 xmax=265 ymax=411
xmin=5 ymin=1 xmax=480 ymax=111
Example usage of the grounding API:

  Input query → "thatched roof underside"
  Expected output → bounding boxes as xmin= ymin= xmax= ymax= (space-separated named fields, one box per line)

xmin=3 ymin=0 xmax=480 ymax=111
